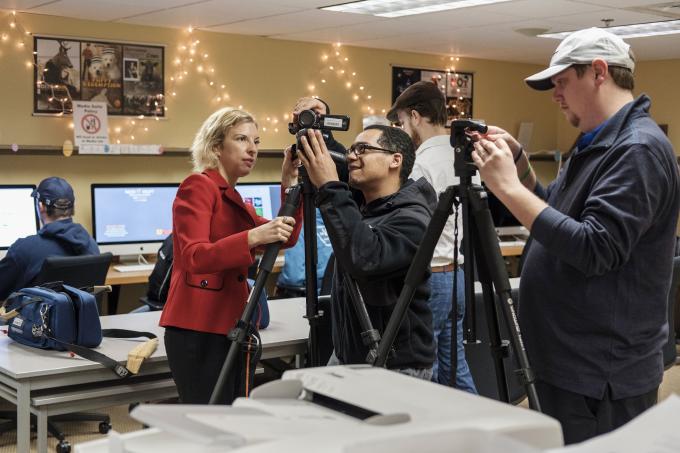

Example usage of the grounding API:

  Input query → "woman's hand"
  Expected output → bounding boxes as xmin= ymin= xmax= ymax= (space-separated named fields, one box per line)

xmin=281 ymin=146 xmax=300 ymax=188
xmin=247 ymin=216 xmax=296 ymax=248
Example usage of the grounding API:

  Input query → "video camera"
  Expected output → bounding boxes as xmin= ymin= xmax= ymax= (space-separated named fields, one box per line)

xmin=289 ymin=109 xmax=350 ymax=164
xmin=288 ymin=109 xmax=350 ymax=135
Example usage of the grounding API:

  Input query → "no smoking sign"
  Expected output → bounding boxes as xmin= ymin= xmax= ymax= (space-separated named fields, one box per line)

xmin=81 ymin=114 xmax=101 ymax=134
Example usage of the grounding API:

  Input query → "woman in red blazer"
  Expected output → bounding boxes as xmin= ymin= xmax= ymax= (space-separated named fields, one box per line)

xmin=160 ymin=107 xmax=302 ymax=404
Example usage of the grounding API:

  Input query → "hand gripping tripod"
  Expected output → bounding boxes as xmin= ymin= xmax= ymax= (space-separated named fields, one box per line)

xmin=374 ymin=120 xmax=541 ymax=411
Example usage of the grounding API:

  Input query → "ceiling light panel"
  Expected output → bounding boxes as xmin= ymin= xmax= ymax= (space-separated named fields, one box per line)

xmin=538 ymin=19 xmax=680 ymax=39
xmin=322 ymin=0 xmax=513 ymax=18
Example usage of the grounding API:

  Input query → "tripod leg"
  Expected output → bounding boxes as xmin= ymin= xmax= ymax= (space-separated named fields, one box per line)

xmin=468 ymin=185 xmax=541 ymax=411
xmin=301 ymin=171 xmax=322 ymax=367
xmin=375 ymin=186 xmax=456 ymax=368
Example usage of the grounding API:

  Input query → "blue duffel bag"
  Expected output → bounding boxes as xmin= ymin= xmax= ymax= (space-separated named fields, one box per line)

xmin=1 ymin=282 xmax=158 ymax=378
xmin=3 ymin=283 xmax=102 ymax=350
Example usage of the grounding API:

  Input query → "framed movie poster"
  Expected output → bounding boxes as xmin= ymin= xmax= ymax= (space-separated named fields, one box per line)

xmin=392 ymin=66 xmax=473 ymax=123
xmin=34 ymin=36 xmax=164 ymax=117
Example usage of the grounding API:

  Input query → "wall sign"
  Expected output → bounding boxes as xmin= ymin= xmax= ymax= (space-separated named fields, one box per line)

xmin=33 ymin=36 xmax=164 ymax=117
xmin=392 ymin=66 xmax=473 ymax=124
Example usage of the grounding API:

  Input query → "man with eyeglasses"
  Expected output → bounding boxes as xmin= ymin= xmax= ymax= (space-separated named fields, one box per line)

xmin=297 ymin=124 xmax=436 ymax=379
xmin=386 ymin=81 xmax=478 ymax=393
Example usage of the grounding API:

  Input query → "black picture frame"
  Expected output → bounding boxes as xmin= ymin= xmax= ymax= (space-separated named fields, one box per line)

xmin=33 ymin=36 xmax=165 ymax=117
xmin=392 ymin=65 xmax=473 ymax=124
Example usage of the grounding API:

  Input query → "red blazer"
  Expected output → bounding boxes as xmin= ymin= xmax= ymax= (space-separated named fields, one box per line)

xmin=160 ymin=169 xmax=302 ymax=335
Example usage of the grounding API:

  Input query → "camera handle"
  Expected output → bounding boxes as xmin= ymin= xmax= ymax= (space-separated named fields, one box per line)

xmin=209 ymin=185 xmax=302 ymax=404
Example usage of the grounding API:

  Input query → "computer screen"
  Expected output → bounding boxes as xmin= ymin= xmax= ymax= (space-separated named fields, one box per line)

xmin=91 ymin=183 xmax=178 ymax=256
xmin=0 ymin=185 xmax=40 ymax=255
xmin=235 ymin=182 xmax=282 ymax=220
xmin=484 ymin=184 xmax=527 ymax=237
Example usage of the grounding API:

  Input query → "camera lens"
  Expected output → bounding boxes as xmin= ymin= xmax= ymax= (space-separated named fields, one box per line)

xmin=298 ymin=110 xmax=317 ymax=129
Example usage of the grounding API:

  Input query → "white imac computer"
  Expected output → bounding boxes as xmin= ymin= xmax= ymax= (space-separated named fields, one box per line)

xmin=91 ymin=183 xmax=178 ymax=263
xmin=235 ymin=182 xmax=282 ymax=220
xmin=0 ymin=185 xmax=40 ymax=260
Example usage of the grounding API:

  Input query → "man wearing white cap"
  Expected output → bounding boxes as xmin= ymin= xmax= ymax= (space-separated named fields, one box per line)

xmin=471 ymin=28 xmax=679 ymax=443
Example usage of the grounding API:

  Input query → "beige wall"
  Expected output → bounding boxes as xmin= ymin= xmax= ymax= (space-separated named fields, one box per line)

xmin=1 ymin=12 xmax=678 ymax=235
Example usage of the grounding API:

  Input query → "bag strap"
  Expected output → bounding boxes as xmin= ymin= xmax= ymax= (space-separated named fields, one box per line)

xmin=46 ymin=329 xmax=158 ymax=379
xmin=0 ymin=294 xmax=44 ymax=321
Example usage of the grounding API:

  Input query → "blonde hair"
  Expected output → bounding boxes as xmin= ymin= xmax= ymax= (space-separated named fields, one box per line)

xmin=190 ymin=107 xmax=257 ymax=172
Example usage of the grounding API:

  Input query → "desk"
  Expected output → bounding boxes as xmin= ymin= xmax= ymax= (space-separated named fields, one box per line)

xmin=501 ymin=243 xmax=524 ymax=257
xmin=104 ymin=255 xmax=287 ymax=315
xmin=0 ymin=298 xmax=308 ymax=453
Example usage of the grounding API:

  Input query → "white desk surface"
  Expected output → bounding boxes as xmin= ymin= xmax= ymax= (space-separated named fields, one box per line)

xmin=0 ymin=297 xmax=309 ymax=380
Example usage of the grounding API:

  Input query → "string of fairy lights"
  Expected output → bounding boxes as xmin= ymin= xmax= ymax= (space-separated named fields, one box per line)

xmin=1 ymin=10 xmax=464 ymax=150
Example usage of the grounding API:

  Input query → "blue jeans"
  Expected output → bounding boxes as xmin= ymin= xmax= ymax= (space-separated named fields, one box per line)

xmin=429 ymin=269 xmax=477 ymax=393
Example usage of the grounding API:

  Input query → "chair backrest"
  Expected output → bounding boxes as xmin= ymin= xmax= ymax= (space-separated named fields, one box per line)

xmin=33 ymin=252 xmax=113 ymax=288
xmin=465 ymin=284 xmax=526 ymax=405
xmin=663 ymin=256 xmax=680 ymax=368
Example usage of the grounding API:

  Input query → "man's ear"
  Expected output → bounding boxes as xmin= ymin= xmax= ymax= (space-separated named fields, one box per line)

xmin=390 ymin=152 xmax=403 ymax=170
xmin=592 ymin=59 xmax=608 ymax=85
xmin=410 ymin=109 xmax=421 ymax=125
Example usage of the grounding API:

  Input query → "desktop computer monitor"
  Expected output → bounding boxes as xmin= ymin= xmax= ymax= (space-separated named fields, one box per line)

xmin=0 ymin=185 xmax=40 ymax=259
xmin=91 ymin=183 xmax=178 ymax=259
xmin=485 ymin=184 xmax=528 ymax=237
xmin=235 ymin=182 xmax=282 ymax=220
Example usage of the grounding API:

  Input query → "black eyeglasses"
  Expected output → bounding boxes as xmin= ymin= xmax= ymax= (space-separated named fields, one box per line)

xmin=347 ymin=143 xmax=396 ymax=156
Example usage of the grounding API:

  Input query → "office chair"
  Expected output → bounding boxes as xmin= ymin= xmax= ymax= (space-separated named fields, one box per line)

xmin=464 ymin=285 xmax=526 ymax=405
xmin=0 ymin=252 xmax=113 ymax=453
xmin=663 ymin=257 xmax=680 ymax=369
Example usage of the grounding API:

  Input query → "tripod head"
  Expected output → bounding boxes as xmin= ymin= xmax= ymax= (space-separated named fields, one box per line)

xmin=450 ymin=119 xmax=488 ymax=180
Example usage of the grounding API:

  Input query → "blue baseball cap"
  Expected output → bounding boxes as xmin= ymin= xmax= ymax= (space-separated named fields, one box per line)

xmin=31 ymin=177 xmax=75 ymax=208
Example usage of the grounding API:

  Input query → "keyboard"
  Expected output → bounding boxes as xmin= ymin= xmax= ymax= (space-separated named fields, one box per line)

xmin=113 ymin=263 xmax=155 ymax=273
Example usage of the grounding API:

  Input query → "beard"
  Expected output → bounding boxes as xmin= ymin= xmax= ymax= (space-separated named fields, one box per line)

xmin=562 ymin=108 xmax=580 ymax=128
xmin=411 ymin=128 xmax=422 ymax=148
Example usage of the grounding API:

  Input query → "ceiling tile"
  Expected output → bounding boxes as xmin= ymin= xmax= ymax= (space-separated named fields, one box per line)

xmin=120 ymin=0 xmax=299 ymax=28
xmin=208 ymin=10 xmax=383 ymax=36
xmin=27 ymin=0 xmax=202 ymax=21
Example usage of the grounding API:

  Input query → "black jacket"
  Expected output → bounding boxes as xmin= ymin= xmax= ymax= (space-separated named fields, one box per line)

xmin=316 ymin=177 xmax=436 ymax=370
xmin=521 ymin=95 xmax=680 ymax=399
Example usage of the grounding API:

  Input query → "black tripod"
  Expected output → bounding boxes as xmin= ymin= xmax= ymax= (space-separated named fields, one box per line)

xmin=209 ymin=129 xmax=347 ymax=403
xmin=374 ymin=120 xmax=541 ymax=411
xmin=209 ymin=184 xmax=302 ymax=404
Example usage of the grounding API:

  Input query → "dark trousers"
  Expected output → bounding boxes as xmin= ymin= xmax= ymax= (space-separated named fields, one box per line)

xmin=164 ymin=326 xmax=243 ymax=405
xmin=536 ymin=380 xmax=658 ymax=445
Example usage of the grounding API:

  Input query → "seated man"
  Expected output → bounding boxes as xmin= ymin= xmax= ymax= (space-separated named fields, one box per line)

xmin=297 ymin=125 xmax=436 ymax=379
xmin=275 ymin=208 xmax=332 ymax=298
xmin=0 ymin=177 xmax=99 ymax=300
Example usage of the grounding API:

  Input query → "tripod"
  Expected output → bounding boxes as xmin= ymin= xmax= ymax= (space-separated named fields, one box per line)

xmin=209 ymin=184 xmax=303 ymax=404
xmin=210 ymin=129 xmax=348 ymax=403
xmin=375 ymin=120 xmax=541 ymax=411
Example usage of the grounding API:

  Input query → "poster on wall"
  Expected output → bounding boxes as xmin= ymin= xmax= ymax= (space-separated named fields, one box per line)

xmin=122 ymin=45 xmax=164 ymax=116
xmin=33 ymin=36 xmax=164 ymax=117
xmin=392 ymin=66 xmax=473 ymax=124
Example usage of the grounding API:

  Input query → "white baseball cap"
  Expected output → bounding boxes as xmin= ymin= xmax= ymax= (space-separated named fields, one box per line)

xmin=525 ymin=27 xmax=635 ymax=91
